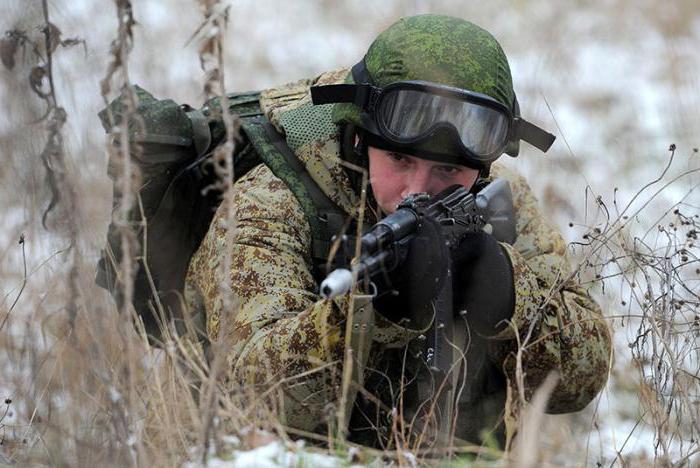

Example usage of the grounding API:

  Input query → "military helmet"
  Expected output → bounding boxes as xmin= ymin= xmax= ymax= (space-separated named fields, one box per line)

xmin=311 ymin=15 xmax=554 ymax=169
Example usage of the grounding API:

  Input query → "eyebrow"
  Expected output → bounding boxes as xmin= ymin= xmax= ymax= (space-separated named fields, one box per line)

xmin=434 ymin=162 xmax=462 ymax=169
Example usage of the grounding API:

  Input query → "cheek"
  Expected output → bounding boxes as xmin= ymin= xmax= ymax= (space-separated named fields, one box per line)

xmin=372 ymin=179 xmax=403 ymax=213
xmin=460 ymin=170 xmax=480 ymax=189
xmin=368 ymin=158 xmax=404 ymax=213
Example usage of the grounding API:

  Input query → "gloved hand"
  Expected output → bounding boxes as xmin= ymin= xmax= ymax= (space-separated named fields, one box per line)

xmin=372 ymin=214 xmax=450 ymax=330
xmin=452 ymin=231 xmax=515 ymax=335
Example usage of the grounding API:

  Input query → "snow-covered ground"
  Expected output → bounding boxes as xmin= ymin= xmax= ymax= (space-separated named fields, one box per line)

xmin=1 ymin=1 xmax=698 ymax=465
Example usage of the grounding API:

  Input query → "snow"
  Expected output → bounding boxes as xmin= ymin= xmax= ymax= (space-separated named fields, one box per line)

xmin=185 ymin=440 xmax=351 ymax=468
xmin=0 ymin=0 xmax=698 ymax=465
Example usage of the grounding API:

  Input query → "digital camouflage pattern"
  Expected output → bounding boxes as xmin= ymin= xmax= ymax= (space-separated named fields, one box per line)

xmin=184 ymin=69 xmax=612 ymax=446
xmin=332 ymin=15 xmax=521 ymax=167
xmin=332 ymin=15 xmax=514 ymax=129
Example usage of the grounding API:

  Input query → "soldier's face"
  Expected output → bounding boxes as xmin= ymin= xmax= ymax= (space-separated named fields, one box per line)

xmin=367 ymin=146 xmax=480 ymax=214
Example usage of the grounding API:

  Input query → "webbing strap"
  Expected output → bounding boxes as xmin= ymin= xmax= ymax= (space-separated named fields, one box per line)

xmin=240 ymin=116 xmax=347 ymax=280
xmin=185 ymin=108 xmax=212 ymax=157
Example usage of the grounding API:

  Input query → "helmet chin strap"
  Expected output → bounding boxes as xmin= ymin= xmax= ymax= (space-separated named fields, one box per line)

xmin=353 ymin=128 xmax=368 ymax=161
xmin=348 ymin=127 xmax=384 ymax=218
xmin=340 ymin=125 xmax=373 ymax=202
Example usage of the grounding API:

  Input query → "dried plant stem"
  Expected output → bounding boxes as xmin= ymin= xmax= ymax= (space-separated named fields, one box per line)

xmin=1 ymin=235 xmax=27 ymax=332
xmin=336 ymin=161 xmax=369 ymax=441
xmin=573 ymin=149 xmax=700 ymax=464
xmin=195 ymin=0 xmax=238 ymax=462
xmin=98 ymin=0 xmax=144 ymax=464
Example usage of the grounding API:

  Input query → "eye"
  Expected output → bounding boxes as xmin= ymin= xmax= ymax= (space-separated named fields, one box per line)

xmin=388 ymin=152 xmax=406 ymax=162
xmin=435 ymin=164 xmax=462 ymax=175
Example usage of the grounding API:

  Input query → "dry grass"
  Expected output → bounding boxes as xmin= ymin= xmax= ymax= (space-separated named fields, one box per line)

xmin=0 ymin=0 xmax=698 ymax=466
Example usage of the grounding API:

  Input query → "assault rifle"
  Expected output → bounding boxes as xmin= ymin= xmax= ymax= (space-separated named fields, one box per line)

xmin=320 ymin=178 xmax=516 ymax=299
xmin=320 ymin=178 xmax=516 ymax=449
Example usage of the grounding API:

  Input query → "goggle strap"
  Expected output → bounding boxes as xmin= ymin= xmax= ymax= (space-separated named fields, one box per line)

xmin=515 ymin=118 xmax=556 ymax=152
xmin=310 ymin=84 xmax=355 ymax=105
xmin=310 ymin=83 xmax=373 ymax=108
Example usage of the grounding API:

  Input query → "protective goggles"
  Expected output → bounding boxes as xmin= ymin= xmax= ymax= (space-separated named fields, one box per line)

xmin=311 ymin=77 xmax=555 ymax=167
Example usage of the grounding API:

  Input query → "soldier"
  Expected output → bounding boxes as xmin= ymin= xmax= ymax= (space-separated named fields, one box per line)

xmin=98 ymin=14 xmax=611 ymax=451
xmin=183 ymin=15 xmax=612 ymax=450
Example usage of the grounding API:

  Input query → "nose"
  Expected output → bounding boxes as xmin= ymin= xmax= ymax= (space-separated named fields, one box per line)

xmin=401 ymin=167 xmax=434 ymax=199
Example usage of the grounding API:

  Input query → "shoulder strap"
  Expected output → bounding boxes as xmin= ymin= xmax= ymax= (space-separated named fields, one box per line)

xmin=195 ymin=92 xmax=347 ymax=279
xmin=240 ymin=116 xmax=347 ymax=281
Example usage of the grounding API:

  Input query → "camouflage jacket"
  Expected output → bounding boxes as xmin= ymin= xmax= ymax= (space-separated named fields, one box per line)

xmin=185 ymin=69 xmax=612 ymax=448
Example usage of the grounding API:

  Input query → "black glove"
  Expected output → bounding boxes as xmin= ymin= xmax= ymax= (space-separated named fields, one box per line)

xmin=452 ymin=232 xmax=515 ymax=335
xmin=372 ymin=214 xmax=449 ymax=329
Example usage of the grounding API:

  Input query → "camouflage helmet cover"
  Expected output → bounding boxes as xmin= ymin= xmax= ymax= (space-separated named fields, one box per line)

xmin=332 ymin=15 xmax=516 ymax=130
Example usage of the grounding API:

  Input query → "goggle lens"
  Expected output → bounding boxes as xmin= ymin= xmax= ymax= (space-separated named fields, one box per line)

xmin=378 ymin=89 xmax=510 ymax=157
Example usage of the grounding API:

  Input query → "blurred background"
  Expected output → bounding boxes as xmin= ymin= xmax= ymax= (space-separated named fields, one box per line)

xmin=0 ymin=0 xmax=698 ymax=465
